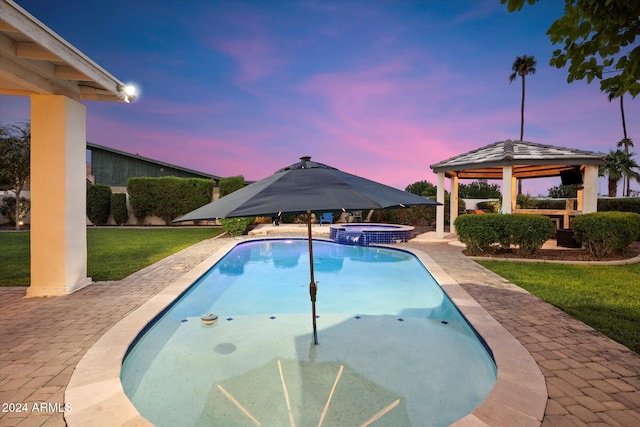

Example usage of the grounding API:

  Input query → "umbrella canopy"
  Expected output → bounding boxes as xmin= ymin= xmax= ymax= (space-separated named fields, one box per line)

xmin=174 ymin=156 xmax=439 ymax=221
xmin=174 ymin=156 xmax=440 ymax=344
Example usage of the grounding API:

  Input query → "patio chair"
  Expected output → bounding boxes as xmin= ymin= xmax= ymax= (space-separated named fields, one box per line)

xmin=348 ymin=211 xmax=363 ymax=222
xmin=318 ymin=212 xmax=333 ymax=225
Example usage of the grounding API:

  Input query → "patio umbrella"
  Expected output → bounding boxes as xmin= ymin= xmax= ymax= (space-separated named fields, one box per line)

xmin=174 ymin=156 xmax=440 ymax=344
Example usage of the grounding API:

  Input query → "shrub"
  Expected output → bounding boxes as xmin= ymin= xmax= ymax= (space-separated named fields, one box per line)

xmin=516 ymin=194 xmax=537 ymax=209
xmin=476 ymin=200 xmax=501 ymax=212
xmin=505 ymin=214 xmax=554 ymax=256
xmin=534 ymin=198 xmax=568 ymax=210
xmin=0 ymin=196 xmax=30 ymax=226
xmin=370 ymin=195 xmax=464 ymax=226
xmin=111 ymin=193 xmax=128 ymax=225
xmin=598 ymin=197 xmax=640 ymax=213
xmin=573 ymin=212 xmax=640 ymax=258
xmin=219 ymin=176 xmax=245 ymax=197
xmin=220 ymin=217 xmax=254 ymax=236
xmin=128 ymin=177 xmax=215 ymax=224
xmin=454 ymin=214 xmax=502 ymax=255
xmin=127 ymin=177 xmax=156 ymax=223
xmin=86 ymin=184 xmax=111 ymax=225
xmin=454 ymin=213 xmax=553 ymax=256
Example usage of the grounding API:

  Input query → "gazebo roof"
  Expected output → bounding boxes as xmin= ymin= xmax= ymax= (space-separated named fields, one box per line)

xmin=430 ymin=140 xmax=606 ymax=179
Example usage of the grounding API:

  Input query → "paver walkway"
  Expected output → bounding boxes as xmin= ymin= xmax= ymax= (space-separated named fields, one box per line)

xmin=0 ymin=236 xmax=231 ymax=427
xmin=0 ymin=234 xmax=638 ymax=426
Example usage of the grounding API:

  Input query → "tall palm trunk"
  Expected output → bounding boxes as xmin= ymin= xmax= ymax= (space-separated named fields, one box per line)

xmin=520 ymin=76 xmax=526 ymax=141
xmin=517 ymin=75 xmax=525 ymax=195
xmin=619 ymin=95 xmax=631 ymax=196
xmin=608 ymin=178 xmax=618 ymax=198
xmin=620 ymin=95 xmax=628 ymax=142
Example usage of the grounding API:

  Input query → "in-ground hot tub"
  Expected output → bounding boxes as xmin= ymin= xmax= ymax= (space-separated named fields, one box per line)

xmin=330 ymin=223 xmax=414 ymax=245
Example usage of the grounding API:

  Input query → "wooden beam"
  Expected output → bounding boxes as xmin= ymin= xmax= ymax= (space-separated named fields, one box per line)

xmin=55 ymin=65 xmax=91 ymax=80
xmin=0 ymin=21 xmax=19 ymax=32
xmin=16 ymin=41 xmax=62 ymax=61
xmin=0 ymin=51 xmax=80 ymax=99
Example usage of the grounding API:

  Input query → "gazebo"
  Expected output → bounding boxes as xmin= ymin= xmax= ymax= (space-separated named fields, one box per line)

xmin=429 ymin=140 xmax=606 ymax=239
xmin=1 ymin=0 xmax=134 ymax=296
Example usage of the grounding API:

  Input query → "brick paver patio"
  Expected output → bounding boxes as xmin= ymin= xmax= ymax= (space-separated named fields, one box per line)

xmin=1 ymin=234 xmax=638 ymax=426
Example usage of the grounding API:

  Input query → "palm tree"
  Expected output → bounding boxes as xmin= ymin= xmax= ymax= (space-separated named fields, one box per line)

xmin=509 ymin=55 xmax=537 ymax=141
xmin=509 ymin=55 xmax=536 ymax=194
xmin=599 ymin=150 xmax=640 ymax=197
xmin=605 ymin=86 xmax=634 ymax=196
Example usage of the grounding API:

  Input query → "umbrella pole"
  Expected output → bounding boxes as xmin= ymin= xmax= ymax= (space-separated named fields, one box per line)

xmin=307 ymin=210 xmax=318 ymax=345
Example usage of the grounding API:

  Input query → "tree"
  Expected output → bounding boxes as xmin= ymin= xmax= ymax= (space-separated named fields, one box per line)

xmin=599 ymin=149 xmax=640 ymax=197
xmin=458 ymin=179 xmax=502 ymax=198
xmin=501 ymin=0 xmax=640 ymax=97
xmin=405 ymin=180 xmax=437 ymax=196
xmin=0 ymin=122 xmax=30 ymax=230
xmin=605 ymin=86 xmax=634 ymax=196
xmin=509 ymin=55 xmax=536 ymax=196
xmin=547 ymin=184 xmax=578 ymax=198
xmin=509 ymin=55 xmax=537 ymax=141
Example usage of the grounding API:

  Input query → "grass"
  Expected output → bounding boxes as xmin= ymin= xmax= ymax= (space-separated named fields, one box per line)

xmin=0 ymin=227 xmax=224 ymax=286
xmin=478 ymin=260 xmax=640 ymax=353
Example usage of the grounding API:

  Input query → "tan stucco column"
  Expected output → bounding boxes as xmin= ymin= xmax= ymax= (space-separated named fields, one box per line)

xmin=582 ymin=165 xmax=599 ymax=214
xmin=436 ymin=172 xmax=445 ymax=238
xmin=502 ymin=166 xmax=514 ymax=214
xmin=26 ymin=95 xmax=92 ymax=297
xmin=449 ymin=175 xmax=458 ymax=232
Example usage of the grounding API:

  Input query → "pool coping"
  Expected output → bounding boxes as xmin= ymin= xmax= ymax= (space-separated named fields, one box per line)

xmin=64 ymin=238 xmax=547 ymax=426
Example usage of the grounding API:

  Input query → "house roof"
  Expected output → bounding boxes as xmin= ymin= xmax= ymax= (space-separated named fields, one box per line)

xmin=87 ymin=142 xmax=221 ymax=182
xmin=430 ymin=140 xmax=606 ymax=179
xmin=0 ymin=0 xmax=133 ymax=102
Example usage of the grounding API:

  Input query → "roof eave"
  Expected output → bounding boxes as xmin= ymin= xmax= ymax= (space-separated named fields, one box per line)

xmin=0 ymin=0 xmax=132 ymax=103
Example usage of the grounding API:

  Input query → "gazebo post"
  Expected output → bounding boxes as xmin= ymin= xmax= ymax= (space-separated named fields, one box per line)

xmin=436 ymin=172 xmax=445 ymax=238
xmin=449 ymin=175 xmax=459 ymax=232
xmin=502 ymin=166 xmax=514 ymax=214
xmin=582 ymin=165 xmax=599 ymax=214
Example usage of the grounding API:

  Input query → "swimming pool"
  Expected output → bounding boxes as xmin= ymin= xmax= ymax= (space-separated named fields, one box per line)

xmin=121 ymin=239 xmax=496 ymax=426
xmin=329 ymin=223 xmax=414 ymax=245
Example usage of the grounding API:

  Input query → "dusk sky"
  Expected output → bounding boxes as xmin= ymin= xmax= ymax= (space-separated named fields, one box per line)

xmin=2 ymin=0 xmax=638 ymax=196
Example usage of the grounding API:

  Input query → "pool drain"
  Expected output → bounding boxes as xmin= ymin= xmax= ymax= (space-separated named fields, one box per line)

xmin=201 ymin=313 xmax=218 ymax=326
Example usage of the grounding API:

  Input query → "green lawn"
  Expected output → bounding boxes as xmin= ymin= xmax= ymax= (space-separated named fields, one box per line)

xmin=478 ymin=261 xmax=640 ymax=354
xmin=0 ymin=227 xmax=224 ymax=286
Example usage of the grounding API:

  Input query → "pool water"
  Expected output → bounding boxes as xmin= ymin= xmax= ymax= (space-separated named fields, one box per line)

xmin=121 ymin=239 xmax=496 ymax=426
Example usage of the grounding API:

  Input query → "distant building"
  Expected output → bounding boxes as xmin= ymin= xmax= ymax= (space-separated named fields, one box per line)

xmin=87 ymin=142 xmax=220 ymax=186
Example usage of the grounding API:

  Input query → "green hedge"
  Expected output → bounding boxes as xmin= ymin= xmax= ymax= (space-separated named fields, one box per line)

xmin=598 ymin=198 xmax=640 ymax=213
xmin=508 ymin=197 xmax=640 ymax=212
xmin=573 ymin=212 xmax=640 ymax=257
xmin=454 ymin=213 xmax=553 ymax=256
xmin=217 ymin=176 xmax=254 ymax=234
xmin=220 ymin=217 xmax=254 ymax=236
xmin=370 ymin=195 xmax=464 ymax=226
xmin=111 ymin=193 xmax=128 ymax=226
xmin=219 ymin=175 xmax=245 ymax=197
xmin=86 ymin=184 xmax=112 ymax=225
xmin=127 ymin=177 xmax=215 ymax=225
xmin=127 ymin=177 xmax=156 ymax=223
xmin=476 ymin=200 xmax=501 ymax=212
